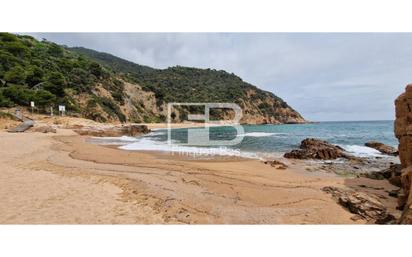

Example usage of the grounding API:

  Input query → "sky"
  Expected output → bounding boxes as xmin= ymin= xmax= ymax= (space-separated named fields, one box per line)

xmin=26 ymin=33 xmax=412 ymax=121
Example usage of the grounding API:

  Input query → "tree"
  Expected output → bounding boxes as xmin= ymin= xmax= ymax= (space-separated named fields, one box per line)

xmin=2 ymin=85 xmax=33 ymax=105
xmin=0 ymin=50 xmax=20 ymax=71
xmin=26 ymin=66 xmax=44 ymax=87
xmin=0 ymin=91 xmax=13 ymax=107
xmin=0 ymin=32 xmax=18 ymax=42
xmin=4 ymin=66 xmax=26 ymax=84
xmin=45 ymin=72 xmax=66 ymax=96
xmin=33 ymin=90 xmax=56 ymax=107
xmin=48 ymin=71 xmax=65 ymax=86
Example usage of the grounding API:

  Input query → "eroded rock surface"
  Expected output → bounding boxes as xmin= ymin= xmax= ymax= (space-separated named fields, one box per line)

xmin=365 ymin=141 xmax=398 ymax=156
xmin=394 ymin=84 xmax=412 ymax=224
xmin=74 ymin=124 xmax=150 ymax=137
xmin=322 ymin=186 xmax=395 ymax=224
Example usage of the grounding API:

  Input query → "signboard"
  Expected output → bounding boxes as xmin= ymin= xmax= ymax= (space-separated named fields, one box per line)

xmin=30 ymin=101 xmax=35 ymax=107
xmin=58 ymin=105 xmax=65 ymax=112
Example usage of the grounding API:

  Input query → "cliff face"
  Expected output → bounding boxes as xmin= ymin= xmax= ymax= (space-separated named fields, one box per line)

xmin=394 ymin=84 xmax=412 ymax=223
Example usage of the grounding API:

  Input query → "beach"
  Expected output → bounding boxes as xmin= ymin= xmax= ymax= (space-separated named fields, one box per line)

xmin=0 ymin=121 xmax=401 ymax=224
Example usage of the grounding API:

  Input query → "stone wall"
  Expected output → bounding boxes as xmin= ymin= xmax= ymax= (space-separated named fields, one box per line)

xmin=394 ymin=84 xmax=412 ymax=223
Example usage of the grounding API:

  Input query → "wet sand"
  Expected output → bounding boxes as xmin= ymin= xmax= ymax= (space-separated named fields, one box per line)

xmin=0 ymin=129 xmax=399 ymax=224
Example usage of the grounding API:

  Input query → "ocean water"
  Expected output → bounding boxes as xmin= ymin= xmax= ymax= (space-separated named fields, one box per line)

xmin=91 ymin=121 xmax=397 ymax=160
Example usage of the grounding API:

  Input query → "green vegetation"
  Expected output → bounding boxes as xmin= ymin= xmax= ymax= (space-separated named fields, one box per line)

xmin=70 ymin=47 xmax=155 ymax=75
xmin=0 ymin=33 xmax=128 ymax=122
xmin=70 ymin=47 xmax=289 ymax=109
xmin=71 ymin=47 xmax=301 ymax=122
xmin=0 ymin=33 xmax=111 ymax=110
xmin=0 ymin=33 xmax=301 ymax=123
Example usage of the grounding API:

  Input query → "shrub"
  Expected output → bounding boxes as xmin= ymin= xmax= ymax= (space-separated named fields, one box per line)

xmin=97 ymin=96 xmax=126 ymax=122
xmin=89 ymin=62 xmax=103 ymax=78
xmin=47 ymin=43 xmax=64 ymax=57
xmin=3 ymin=41 xmax=28 ymax=57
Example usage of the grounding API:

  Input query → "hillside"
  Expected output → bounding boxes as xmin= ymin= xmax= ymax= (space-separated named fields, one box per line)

xmin=0 ymin=33 xmax=306 ymax=124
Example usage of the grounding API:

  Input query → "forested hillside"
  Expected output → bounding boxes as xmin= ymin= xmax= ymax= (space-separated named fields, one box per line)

xmin=0 ymin=33 xmax=305 ymax=124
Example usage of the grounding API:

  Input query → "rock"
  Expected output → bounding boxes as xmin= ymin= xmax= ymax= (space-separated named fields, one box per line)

xmin=388 ymin=189 xmax=400 ymax=198
xmin=74 ymin=124 xmax=150 ymax=137
xmin=128 ymin=124 xmax=150 ymax=136
xmin=359 ymin=163 xmax=402 ymax=183
xmin=322 ymin=186 xmax=396 ymax=224
xmin=389 ymin=176 xmax=402 ymax=188
xmin=31 ymin=126 xmax=57 ymax=133
xmin=264 ymin=160 xmax=288 ymax=169
xmin=365 ymin=141 xmax=398 ymax=156
xmin=284 ymin=138 xmax=352 ymax=160
xmin=394 ymin=84 xmax=412 ymax=223
xmin=283 ymin=149 xmax=315 ymax=159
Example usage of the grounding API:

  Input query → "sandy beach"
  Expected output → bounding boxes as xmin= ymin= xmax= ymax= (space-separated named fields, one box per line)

xmin=0 ymin=122 xmax=400 ymax=224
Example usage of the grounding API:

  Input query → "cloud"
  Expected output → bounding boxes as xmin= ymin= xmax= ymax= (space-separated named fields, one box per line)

xmin=26 ymin=33 xmax=411 ymax=121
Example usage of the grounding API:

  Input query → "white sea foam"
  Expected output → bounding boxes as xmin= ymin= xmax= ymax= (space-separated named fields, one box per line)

xmin=340 ymin=145 xmax=383 ymax=157
xmin=145 ymin=131 xmax=165 ymax=136
xmin=237 ymin=132 xmax=287 ymax=137
xmin=88 ymin=136 xmax=139 ymax=145
xmin=118 ymin=137 xmax=261 ymax=159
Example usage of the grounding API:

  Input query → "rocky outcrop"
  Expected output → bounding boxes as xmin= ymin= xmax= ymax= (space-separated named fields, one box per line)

xmin=284 ymin=138 xmax=352 ymax=160
xmin=394 ymin=84 xmax=412 ymax=224
xmin=322 ymin=186 xmax=395 ymax=224
xmin=358 ymin=163 xmax=402 ymax=185
xmin=365 ymin=141 xmax=398 ymax=156
xmin=74 ymin=124 xmax=150 ymax=137
xmin=31 ymin=126 xmax=57 ymax=133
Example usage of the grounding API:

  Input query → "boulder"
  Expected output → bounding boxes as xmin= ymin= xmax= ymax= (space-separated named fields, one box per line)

xmin=284 ymin=138 xmax=351 ymax=160
xmin=31 ymin=126 xmax=57 ymax=133
xmin=394 ymin=84 xmax=412 ymax=223
xmin=74 ymin=124 xmax=150 ymax=137
xmin=365 ymin=141 xmax=398 ymax=156
xmin=322 ymin=186 xmax=395 ymax=224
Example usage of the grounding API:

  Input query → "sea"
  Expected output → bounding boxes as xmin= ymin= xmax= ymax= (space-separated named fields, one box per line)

xmin=90 ymin=121 xmax=397 ymax=160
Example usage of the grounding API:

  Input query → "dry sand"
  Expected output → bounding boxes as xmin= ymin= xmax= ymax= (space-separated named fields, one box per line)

xmin=0 ymin=120 xmax=400 ymax=224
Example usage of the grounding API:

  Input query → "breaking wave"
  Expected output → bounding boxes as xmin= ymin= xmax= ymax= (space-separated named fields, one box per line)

xmin=237 ymin=132 xmax=288 ymax=137
xmin=340 ymin=145 xmax=383 ymax=157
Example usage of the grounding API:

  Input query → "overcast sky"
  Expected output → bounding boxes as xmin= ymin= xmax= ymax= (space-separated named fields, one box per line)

xmin=27 ymin=33 xmax=411 ymax=121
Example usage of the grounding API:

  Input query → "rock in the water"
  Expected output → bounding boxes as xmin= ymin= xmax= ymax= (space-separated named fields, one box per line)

xmin=322 ymin=186 xmax=395 ymax=224
xmin=394 ymin=84 xmax=412 ymax=224
xmin=365 ymin=141 xmax=398 ymax=156
xmin=284 ymin=138 xmax=351 ymax=160
xmin=31 ymin=126 xmax=57 ymax=133
xmin=74 ymin=124 xmax=150 ymax=137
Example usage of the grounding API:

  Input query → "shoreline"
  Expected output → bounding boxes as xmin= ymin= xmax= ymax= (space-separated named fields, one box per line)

xmin=0 ymin=127 xmax=401 ymax=224
xmin=88 ymin=124 xmax=399 ymax=163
